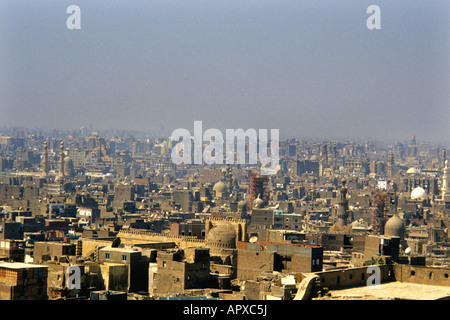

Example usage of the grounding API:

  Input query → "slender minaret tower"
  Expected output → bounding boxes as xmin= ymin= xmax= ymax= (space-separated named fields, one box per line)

xmin=442 ymin=160 xmax=449 ymax=200
xmin=56 ymin=141 xmax=65 ymax=181
xmin=41 ymin=140 xmax=49 ymax=178
xmin=335 ymin=178 xmax=349 ymax=227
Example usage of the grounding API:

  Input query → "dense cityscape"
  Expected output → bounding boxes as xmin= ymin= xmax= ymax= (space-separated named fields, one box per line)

xmin=0 ymin=126 xmax=449 ymax=301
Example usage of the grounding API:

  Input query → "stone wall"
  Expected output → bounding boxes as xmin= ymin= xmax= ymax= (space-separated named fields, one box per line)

xmin=394 ymin=264 xmax=450 ymax=287
xmin=117 ymin=229 xmax=206 ymax=248
xmin=315 ymin=265 xmax=395 ymax=290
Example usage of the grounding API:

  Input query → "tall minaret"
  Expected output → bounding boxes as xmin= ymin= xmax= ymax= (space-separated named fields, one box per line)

xmin=41 ymin=140 xmax=49 ymax=178
xmin=442 ymin=160 xmax=449 ymax=200
xmin=335 ymin=178 xmax=349 ymax=227
xmin=56 ymin=141 xmax=65 ymax=181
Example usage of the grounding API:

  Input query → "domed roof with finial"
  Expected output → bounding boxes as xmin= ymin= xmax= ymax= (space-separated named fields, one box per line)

xmin=253 ymin=195 xmax=265 ymax=208
xmin=384 ymin=214 xmax=405 ymax=238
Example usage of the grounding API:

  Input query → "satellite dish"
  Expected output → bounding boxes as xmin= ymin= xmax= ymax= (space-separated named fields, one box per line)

xmin=405 ymin=247 xmax=412 ymax=255
xmin=249 ymin=236 xmax=258 ymax=243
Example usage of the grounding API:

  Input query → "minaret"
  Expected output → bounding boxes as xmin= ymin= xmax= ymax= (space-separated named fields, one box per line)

xmin=226 ymin=165 xmax=233 ymax=194
xmin=56 ymin=141 xmax=65 ymax=181
xmin=335 ymin=178 xmax=349 ymax=227
xmin=442 ymin=160 xmax=449 ymax=200
xmin=41 ymin=140 xmax=49 ymax=178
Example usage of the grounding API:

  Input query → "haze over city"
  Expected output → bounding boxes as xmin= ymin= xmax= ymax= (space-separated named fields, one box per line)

xmin=2 ymin=0 xmax=450 ymax=305
xmin=0 ymin=0 xmax=449 ymax=144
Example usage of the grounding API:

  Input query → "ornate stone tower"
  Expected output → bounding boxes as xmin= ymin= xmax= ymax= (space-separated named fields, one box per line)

xmin=41 ymin=140 xmax=49 ymax=178
xmin=55 ymin=141 xmax=65 ymax=182
xmin=442 ymin=160 xmax=449 ymax=200
xmin=335 ymin=178 xmax=349 ymax=227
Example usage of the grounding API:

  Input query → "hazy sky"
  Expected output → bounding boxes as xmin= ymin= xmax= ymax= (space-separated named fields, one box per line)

xmin=0 ymin=0 xmax=449 ymax=144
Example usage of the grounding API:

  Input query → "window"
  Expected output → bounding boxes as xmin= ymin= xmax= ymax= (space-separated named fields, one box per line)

xmin=122 ymin=255 xmax=127 ymax=261
xmin=105 ymin=253 xmax=110 ymax=259
xmin=445 ymin=274 xmax=449 ymax=278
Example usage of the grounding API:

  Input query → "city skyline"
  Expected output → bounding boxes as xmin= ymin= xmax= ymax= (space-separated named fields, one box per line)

xmin=1 ymin=1 xmax=449 ymax=144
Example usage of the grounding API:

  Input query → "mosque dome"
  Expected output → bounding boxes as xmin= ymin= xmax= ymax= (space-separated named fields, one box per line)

xmin=64 ymin=156 xmax=75 ymax=176
xmin=253 ymin=197 xmax=265 ymax=208
xmin=237 ymin=200 xmax=248 ymax=213
xmin=64 ymin=156 xmax=73 ymax=166
xmin=213 ymin=181 xmax=228 ymax=196
xmin=384 ymin=214 xmax=405 ymax=238
xmin=406 ymin=167 xmax=420 ymax=174
xmin=411 ymin=186 xmax=427 ymax=201
xmin=206 ymin=221 xmax=237 ymax=249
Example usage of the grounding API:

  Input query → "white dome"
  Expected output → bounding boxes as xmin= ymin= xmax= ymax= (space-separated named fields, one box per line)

xmin=406 ymin=167 xmax=420 ymax=174
xmin=411 ymin=186 xmax=427 ymax=201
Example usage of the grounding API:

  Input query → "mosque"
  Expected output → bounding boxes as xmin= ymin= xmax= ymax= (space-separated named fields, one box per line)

xmin=41 ymin=140 xmax=75 ymax=181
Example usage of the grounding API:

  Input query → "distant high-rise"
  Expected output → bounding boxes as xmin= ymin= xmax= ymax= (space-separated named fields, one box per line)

xmin=408 ymin=135 xmax=418 ymax=158
xmin=441 ymin=147 xmax=447 ymax=169
xmin=387 ymin=151 xmax=395 ymax=176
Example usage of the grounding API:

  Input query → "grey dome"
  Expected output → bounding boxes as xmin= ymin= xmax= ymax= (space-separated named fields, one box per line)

xmin=206 ymin=221 xmax=236 ymax=249
xmin=237 ymin=200 xmax=248 ymax=213
xmin=384 ymin=214 xmax=405 ymax=238
xmin=213 ymin=181 xmax=228 ymax=196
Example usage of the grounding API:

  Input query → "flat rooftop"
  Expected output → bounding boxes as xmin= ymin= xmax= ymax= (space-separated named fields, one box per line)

xmin=0 ymin=262 xmax=47 ymax=269
xmin=319 ymin=281 xmax=450 ymax=300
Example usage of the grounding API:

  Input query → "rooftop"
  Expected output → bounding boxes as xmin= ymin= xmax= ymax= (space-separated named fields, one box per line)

xmin=0 ymin=262 xmax=48 ymax=269
xmin=321 ymin=281 xmax=450 ymax=300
